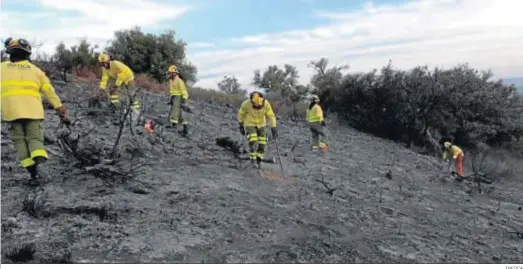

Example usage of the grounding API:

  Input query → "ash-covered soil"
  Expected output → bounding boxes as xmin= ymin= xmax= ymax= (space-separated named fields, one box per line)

xmin=1 ymin=81 xmax=522 ymax=264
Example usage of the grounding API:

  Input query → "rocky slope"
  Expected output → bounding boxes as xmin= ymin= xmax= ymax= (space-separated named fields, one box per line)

xmin=1 ymin=80 xmax=522 ymax=263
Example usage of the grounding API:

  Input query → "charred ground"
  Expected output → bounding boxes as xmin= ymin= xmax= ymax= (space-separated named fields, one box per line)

xmin=1 ymin=80 xmax=522 ymax=263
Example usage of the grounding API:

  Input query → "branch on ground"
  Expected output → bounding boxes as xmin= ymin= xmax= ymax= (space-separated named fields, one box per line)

xmin=315 ymin=177 xmax=337 ymax=196
xmin=463 ymin=145 xmax=515 ymax=193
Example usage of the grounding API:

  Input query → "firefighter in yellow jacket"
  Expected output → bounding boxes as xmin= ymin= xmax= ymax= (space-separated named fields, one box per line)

xmin=238 ymin=91 xmax=278 ymax=167
xmin=307 ymin=95 xmax=328 ymax=152
xmin=1 ymin=38 xmax=71 ymax=185
xmin=97 ymin=53 xmax=140 ymax=114
xmin=443 ymin=141 xmax=464 ymax=177
xmin=167 ymin=65 xmax=189 ymax=136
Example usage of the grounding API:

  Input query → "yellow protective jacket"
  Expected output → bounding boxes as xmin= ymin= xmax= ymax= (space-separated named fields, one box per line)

xmin=1 ymin=60 xmax=63 ymax=121
xmin=169 ymin=76 xmax=188 ymax=99
xmin=443 ymin=145 xmax=464 ymax=160
xmin=99 ymin=60 xmax=134 ymax=90
xmin=307 ymin=103 xmax=324 ymax=123
xmin=238 ymin=99 xmax=277 ymax=128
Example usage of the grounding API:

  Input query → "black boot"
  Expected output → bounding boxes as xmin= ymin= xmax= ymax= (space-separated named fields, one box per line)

xmin=256 ymin=156 xmax=262 ymax=167
xmin=33 ymin=156 xmax=47 ymax=165
xmin=181 ymin=124 xmax=188 ymax=136
xmin=108 ymin=103 xmax=117 ymax=114
xmin=26 ymin=157 xmax=47 ymax=186
xmin=24 ymin=165 xmax=40 ymax=186
xmin=167 ymin=122 xmax=177 ymax=129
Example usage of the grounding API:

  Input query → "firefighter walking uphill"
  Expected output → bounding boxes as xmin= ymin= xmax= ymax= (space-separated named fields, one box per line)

xmin=238 ymin=91 xmax=278 ymax=167
xmin=1 ymin=37 xmax=71 ymax=185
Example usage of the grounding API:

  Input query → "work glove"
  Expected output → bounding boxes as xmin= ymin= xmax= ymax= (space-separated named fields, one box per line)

xmin=271 ymin=127 xmax=278 ymax=139
xmin=239 ymin=123 xmax=245 ymax=136
xmin=181 ymin=98 xmax=188 ymax=109
xmin=56 ymin=106 xmax=71 ymax=125
xmin=321 ymin=121 xmax=326 ymax=127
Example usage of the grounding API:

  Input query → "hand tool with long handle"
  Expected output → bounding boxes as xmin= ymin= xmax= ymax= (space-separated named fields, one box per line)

xmin=325 ymin=126 xmax=335 ymax=151
xmin=166 ymin=99 xmax=174 ymax=126
xmin=273 ymin=138 xmax=286 ymax=178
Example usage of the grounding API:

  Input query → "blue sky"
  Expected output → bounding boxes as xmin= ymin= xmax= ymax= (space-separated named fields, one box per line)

xmin=1 ymin=0 xmax=522 ymax=89
xmin=172 ymin=0 xmax=407 ymax=43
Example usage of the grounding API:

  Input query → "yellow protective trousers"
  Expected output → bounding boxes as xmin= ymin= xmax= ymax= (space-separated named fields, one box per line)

xmin=105 ymin=80 xmax=140 ymax=111
xmin=169 ymin=95 xmax=187 ymax=125
xmin=245 ymin=126 xmax=267 ymax=160
xmin=7 ymin=119 xmax=47 ymax=168
xmin=309 ymin=122 xmax=328 ymax=149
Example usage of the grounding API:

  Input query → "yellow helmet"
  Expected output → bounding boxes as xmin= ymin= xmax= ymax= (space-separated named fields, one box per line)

xmin=4 ymin=38 xmax=32 ymax=54
xmin=168 ymin=65 xmax=178 ymax=73
xmin=98 ymin=53 xmax=110 ymax=63
xmin=444 ymin=142 xmax=451 ymax=148
xmin=250 ymin=91 xmax=264 ymax=108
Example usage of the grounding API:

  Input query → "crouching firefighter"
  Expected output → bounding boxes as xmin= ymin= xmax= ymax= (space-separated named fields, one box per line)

xmin=238 ymin=91 xmax=278 ymax=167
xmin=443 ymin=141 xmax=464 ymax=177
xmin=1 ymin=38 xmax=71 ymax=185
xmin=97 ymin=53 xmax=140 ymax=116
xmin=167 ymin=65 xmax=189 ymax=136
xmin=307 ymin=95 xmax=329 ymax=152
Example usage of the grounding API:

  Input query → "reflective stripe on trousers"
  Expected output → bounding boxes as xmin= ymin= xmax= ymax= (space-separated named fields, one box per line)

xmin=245 ymin=126 xmax=267 ymax=159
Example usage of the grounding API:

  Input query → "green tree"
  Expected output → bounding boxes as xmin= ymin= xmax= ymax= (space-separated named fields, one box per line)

xmin=288 ymin=84 xmax=311 ymax=119
xmin=52 ymin=39 xmax=98 ymax=81
xmin=217 ymin=76 xmax=246 ymax=95
xmin=106 ymin=26 xmax=197 ymax=83
xmin=54 ymin=42 xmax=74 ymax=81
xmin=308 ymin=57 xmax=349 ymax=109
xmin=325 ymin=60 xmax=523 ymax=151
xmin=252 ymin=64 xmax=299 ymax=99
xmin=70 ymin=38 xmax=98 ymax=69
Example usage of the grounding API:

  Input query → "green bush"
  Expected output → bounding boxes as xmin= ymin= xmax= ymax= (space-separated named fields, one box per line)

xmin=316 ymin=62 xmax=523 ymax=151
xmin=107 ymin=27 xmax=197 ymax=84
xmin=53 ymin=39 xmax=98 ymax=81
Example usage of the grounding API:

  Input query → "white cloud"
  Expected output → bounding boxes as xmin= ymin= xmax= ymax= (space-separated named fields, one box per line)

xmin=0 ymin=0 xmax=191 ymax=55
xmin=189 ymin=42 xmax=216 ymax=49
xmin=191 ymin=0 xmax=523 ymax=89
xmin=2 ymin=0 xmax=522 ymax=90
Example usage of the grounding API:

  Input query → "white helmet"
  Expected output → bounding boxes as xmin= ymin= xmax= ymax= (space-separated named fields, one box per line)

xmin=311 ymin=95 xmax=320 ymax=102
xmin=444 ymin=142 xmax=451 ymax=148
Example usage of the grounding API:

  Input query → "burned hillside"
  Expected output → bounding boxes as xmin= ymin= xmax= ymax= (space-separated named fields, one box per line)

xmin=1 ymin=79 xmax=522 ymax=264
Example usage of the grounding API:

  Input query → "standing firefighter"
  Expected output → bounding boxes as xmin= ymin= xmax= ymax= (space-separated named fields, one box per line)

xmin=307 ymin=95 xmax=328 ymax=152
xmin=1 ymin=38 xmax=71 ymax=185
xmin=443 ymin=141 xmax=464 ymax=177
xmin=238 ymin=91 xmax=278 ymax=167
xmin=97 ymin=53 xmax=140 ymax=114
xmin=167 ymin=65 xmax=189 ymax=136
